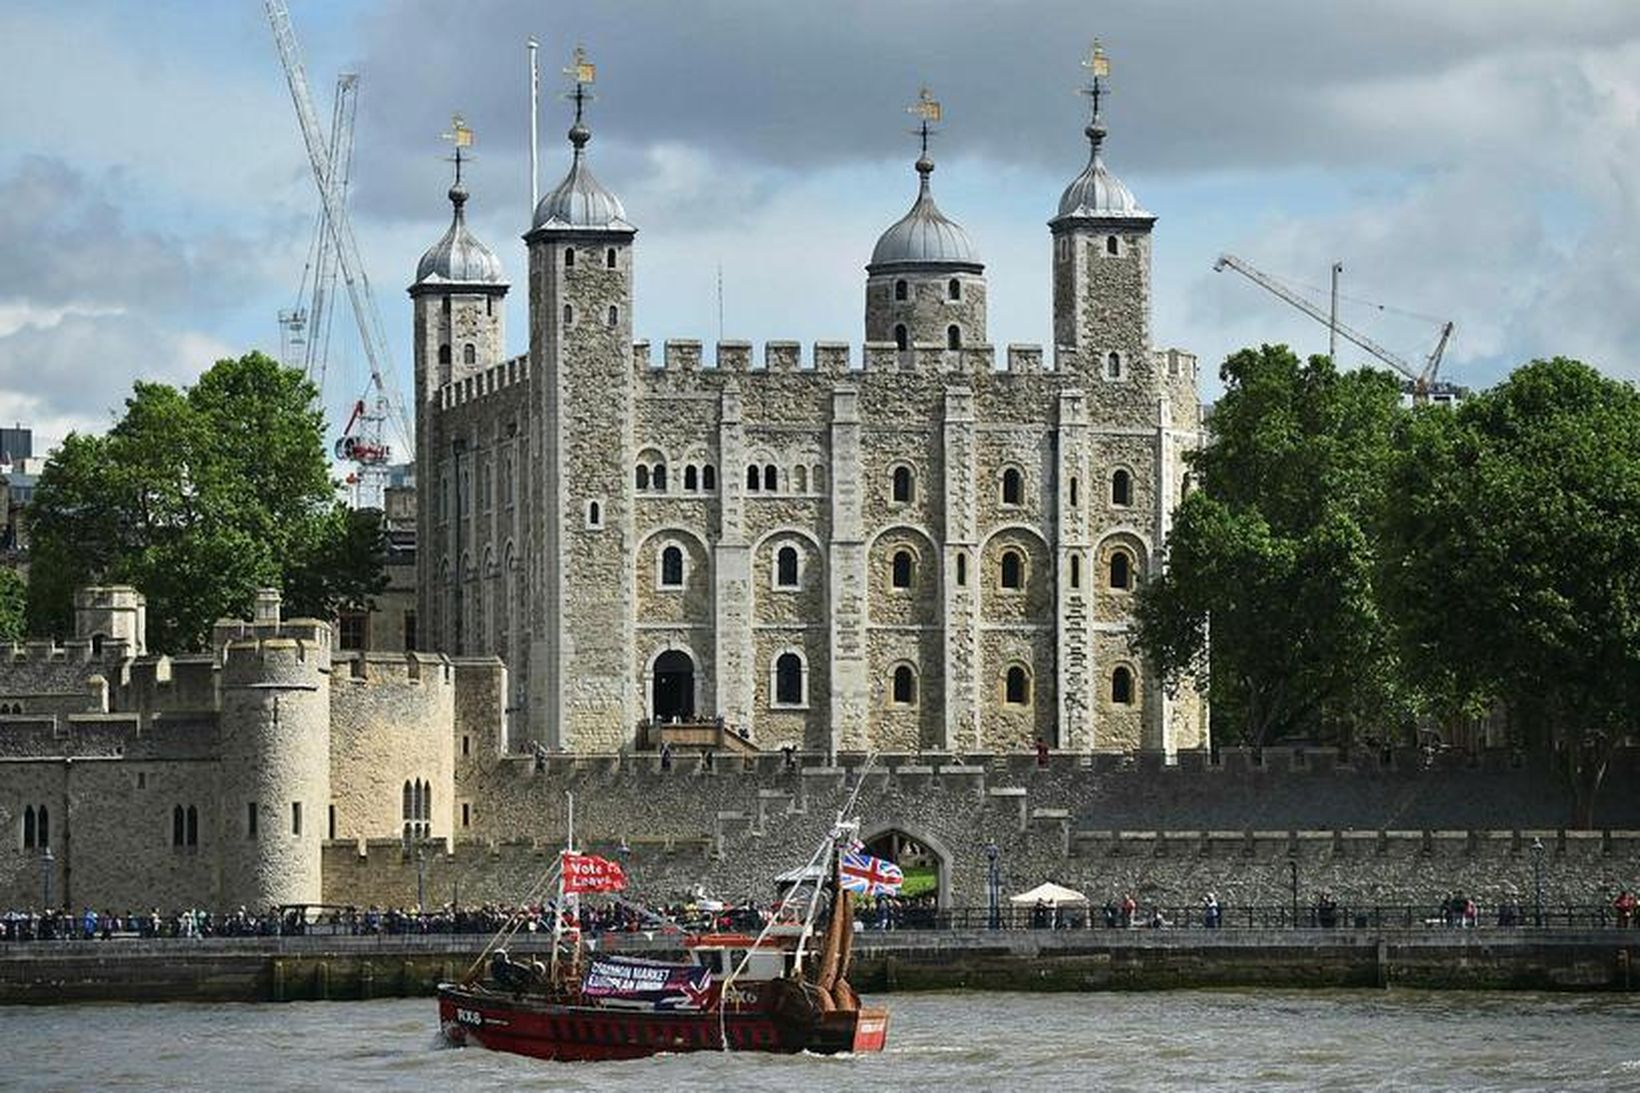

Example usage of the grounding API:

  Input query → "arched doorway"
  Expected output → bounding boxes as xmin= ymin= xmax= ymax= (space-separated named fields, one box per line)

xmin=652 ymin=649 xmax=695 ymax=722
xmin=862 ymin=828 xmax=945 ymax=921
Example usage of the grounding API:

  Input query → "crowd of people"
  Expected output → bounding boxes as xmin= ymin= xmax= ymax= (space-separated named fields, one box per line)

xmin=5 ymin=888 xmax=1638 ymax=943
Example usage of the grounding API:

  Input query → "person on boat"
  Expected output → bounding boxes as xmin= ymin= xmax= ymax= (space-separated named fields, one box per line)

xmin=1120 ymin=893 xmax=1137 ymax=927
xmin=1615 ymin=889 xmax=1637 ymax=928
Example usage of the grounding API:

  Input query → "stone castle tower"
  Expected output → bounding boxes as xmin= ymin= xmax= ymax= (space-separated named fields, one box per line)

xmin=410 ymin=55 xmax=1206 ymax=756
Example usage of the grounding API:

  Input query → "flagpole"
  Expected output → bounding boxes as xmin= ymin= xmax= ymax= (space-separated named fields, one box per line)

xmin=527 ymin=37 xmax=540 ymax=214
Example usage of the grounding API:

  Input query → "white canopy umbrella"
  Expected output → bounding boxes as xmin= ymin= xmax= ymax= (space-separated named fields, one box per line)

xmin=1009 ymin=881 xmax=1089 ymax=907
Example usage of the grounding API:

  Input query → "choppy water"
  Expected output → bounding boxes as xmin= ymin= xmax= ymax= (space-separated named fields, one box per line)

xmin=5 ymin=990 xmax=1638 ymax=1091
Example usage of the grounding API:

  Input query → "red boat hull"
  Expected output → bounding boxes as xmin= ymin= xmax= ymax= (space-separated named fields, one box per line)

xmin=438 ymin=982 xmax=888 ymax=1060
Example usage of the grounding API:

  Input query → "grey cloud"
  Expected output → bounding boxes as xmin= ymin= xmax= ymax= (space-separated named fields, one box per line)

xmin=337 ymin=0 xmax=1640 ymax=219
xmin=0 ymin=311 xmax=229 ymax=434
xmin=0 ymin=157 xmax=264 ymax=315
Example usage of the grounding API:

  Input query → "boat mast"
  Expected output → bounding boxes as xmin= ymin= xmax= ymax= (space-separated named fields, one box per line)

xmin=550 ymin=790 xmax=575 ymax=981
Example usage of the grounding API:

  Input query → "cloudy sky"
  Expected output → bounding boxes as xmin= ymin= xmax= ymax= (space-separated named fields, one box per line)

xmin=4 ymin=0 xmax=1640 ymax=454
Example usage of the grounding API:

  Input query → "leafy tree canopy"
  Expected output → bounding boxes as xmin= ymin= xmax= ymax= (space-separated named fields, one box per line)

xmin=25 ymin=351 xmax=385 ymax=650
xmin=1134 ymin=344 xmax=1410 ymax=747
xmin=0 ymin=566 xmax=23 ymax=644
xmin=1381 ymin=357 xmax=1640 ymax=822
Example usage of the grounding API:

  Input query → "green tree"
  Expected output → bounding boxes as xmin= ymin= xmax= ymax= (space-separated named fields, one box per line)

xmin=1382 ymin=357 xmax=1640 ymax=826
xmin=1134 ymin=344 xmax=1411 ymax=747
xmin=25 ymin=351 xmax=385 ymax=650
xmin=0 ymin=567 xmax=23 ymax=643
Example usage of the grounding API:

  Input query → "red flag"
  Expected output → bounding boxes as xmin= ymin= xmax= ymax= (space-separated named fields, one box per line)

xmin=562 ymin=851 xmax=627 ymax=894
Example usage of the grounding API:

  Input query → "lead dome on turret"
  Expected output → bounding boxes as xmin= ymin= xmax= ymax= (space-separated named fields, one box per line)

xmin=869 ymin=156 xmax=982 ymax=271
xmin=531 ymin=121 xmax=635 ymax=234
xmin=1056 ymin=121 xmax=1149 ymax=221
xmin=415 ymin=183 xmax=506 ymax=285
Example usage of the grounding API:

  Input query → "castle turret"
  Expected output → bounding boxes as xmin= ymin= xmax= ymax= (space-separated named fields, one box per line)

xmin=1050 ymin=43 xmax=1155 ymax=380
xmin=865 ymin=89 xmax=986 ymax=352
xmin=410 ymin=132 xmax=509 ymax=658
xmin=217 ymin=591 xmax=332 ymax=909
xmin=73 ymin=585 xmax=145 ymax=656
xmin=522 ymin=51 xmax=638 ymax=750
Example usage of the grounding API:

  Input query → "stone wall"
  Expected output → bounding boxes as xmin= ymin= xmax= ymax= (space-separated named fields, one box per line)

xmin=322 ymin=748 xmax=1640 ymax=914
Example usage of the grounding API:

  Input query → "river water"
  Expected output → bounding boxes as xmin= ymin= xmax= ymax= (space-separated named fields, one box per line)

xmin=6 ymin=991 xmax=1637 ymax=1091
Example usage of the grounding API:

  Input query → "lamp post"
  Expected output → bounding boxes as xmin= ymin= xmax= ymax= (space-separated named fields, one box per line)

xmin=1531 ymin=837 xmax=1545 ymax=928
xmin=416 ymin=847 xmax=426 ymax=913
xmin=985 ymin=841 xmax=1000 ymax=930
xmin=1288 ymin=858 xmax=1299 ymax=928
xmin=41 ymin=847 xmax=54 ymax=909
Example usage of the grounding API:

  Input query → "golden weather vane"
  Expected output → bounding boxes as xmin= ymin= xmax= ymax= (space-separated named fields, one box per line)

xmin=566 ymin=44 xmax=596 ymax=85
xmin=441 ymin=113 xmax=474 ymax=183
xmin=1082 ymin=39 xmax=1110 ymax=121
xmin=906 ymin=85 xmax=941 ymax=160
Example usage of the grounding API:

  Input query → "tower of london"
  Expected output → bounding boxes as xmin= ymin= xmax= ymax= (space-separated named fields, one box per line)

xmin=413 ymin=68 xmax=1207 ymax=758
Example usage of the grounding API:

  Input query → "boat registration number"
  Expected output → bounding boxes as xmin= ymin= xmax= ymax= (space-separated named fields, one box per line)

xmin=456 ymin=1008 xmax=484 ymax=1027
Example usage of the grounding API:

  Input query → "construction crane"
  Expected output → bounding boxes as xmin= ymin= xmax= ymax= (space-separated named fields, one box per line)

xmin=265 ymin=0 xmax=413 ymax=506
xmin=1214 ymin=253 xmax=1457 ymax=403
xmin=301 ymin=72 xmax=359 ymax=393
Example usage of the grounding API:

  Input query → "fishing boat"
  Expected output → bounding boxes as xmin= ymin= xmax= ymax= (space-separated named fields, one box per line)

xmin=437 ymin=796 xmax=890 ymax=1060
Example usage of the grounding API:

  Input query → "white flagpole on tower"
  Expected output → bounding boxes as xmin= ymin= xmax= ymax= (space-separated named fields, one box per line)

xmin=528 ymin=37 xmax=540 ymax=213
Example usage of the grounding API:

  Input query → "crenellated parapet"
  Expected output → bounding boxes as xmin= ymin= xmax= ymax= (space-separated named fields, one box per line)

xmin=436 ymin=353 xmax=530 ymax=411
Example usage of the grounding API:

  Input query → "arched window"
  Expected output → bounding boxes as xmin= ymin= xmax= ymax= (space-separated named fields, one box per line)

xmin=892 ymin=465 xmax=913 ymax=503
xmin=22 ymin=805 xmax=34 ymax=849
xmin=894 ymin=324 xmax=908 ymax=351
xmin=607 ymin=305 xmax=619 ymax=327
xmin=1069 ymin=477 xmax=1079 ymax=507
xmin=1109 ymin=549 xmax=1133 ymax=590
xmin=1005 ymin=666 xmax=1030 ymax=705
xmin=653 ymin=464 xmax=667 ymax=491
xmin=812 ymin=465 xmax=825 ymax=492
xmin=746 ymin=464 xmax=760 ymax=491
xmin=793 ymin=465 xmax=808 ymax=492
xmin=635 ymin=465 xmax=650 ymax=490
xmin=891 ymin=549 xmax=914 ymax=589
xmin=562 ymin=303 xmax=574 ymax=325
xmin=422 ymin=781 xmax=431 ymax=826
xmin=776 ymin=545 xmax=799 ymax=587
xmin=1112 ymin=468 xmax=1132 ymax=507
xmin=1180 ymin=472 xmax=1192 ymax=501
xmin=1106 ymin=235 xmax=1120 ymax=256
xmin=774 ymin=653 xmax=804 ymax=706
xmin=956 ymin=552 xmax=968 ymax=586
xmin=763 ymin=464 xmax=778 ymax=491
xmin=947 ymin=325 xmax=961 ymax=350
xmin=1112 ymin=666 xmax=1135 ymax=705
xmin=684 ymin=465 xmax=699 ymax=491
xmin=463 ymin=343 xmax=476 ymax=365
xmin=437 ymin=344 xmax=451 ymax=366
xmin=892 ymin=664 xmax=916 ymax=705
xmin=702 ymin=465 xmax=716 ymax=491
xmin=1070 ymin=554 xmax=1082 ymax=588
xmin=948 ymin=278 xmax=961 ymax=300
xmin=1000 ymin=550 xmax=1023 ymax=590
xmin=172 ymin=805 xmax=185 ymax=847
xmin=186 ymin=805 xmax=198 ymax=846
xmin=564 ymin=247 xmax=576 ymax=268
xmin=894 ymin=279 xmax=908 ymax=301
xmin=403 ymin=780 xmax=413 ymax=822
xmin=587 ymin=500 xmax=602 ymax=527
xmin=606 ymin=247 xmax=617 ymax=268
xmin=1106 ymin=351 xmax=1122 ymax=379
xmin=37 ymin=805 xmax=47 ymax=848
xmin=660 ymin=545 xmax=685 ymax=588
xmin=1002 ymin=467 xmax=1023 ymax=506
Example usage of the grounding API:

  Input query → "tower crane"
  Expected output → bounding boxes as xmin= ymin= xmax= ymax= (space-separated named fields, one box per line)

xmin=302 ymin=72 xmax=359 ymax=393
xmin=1214 ymin=253 xmax=1457 ymax=403
xmin=265 ymin=0 xmax=413 ymax=507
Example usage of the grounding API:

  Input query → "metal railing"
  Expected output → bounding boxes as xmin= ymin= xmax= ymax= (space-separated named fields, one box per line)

xmin=853 ymin=903 xmax=1636 ymax=933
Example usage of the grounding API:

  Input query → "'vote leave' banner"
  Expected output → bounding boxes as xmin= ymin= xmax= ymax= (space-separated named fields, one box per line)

xmin=562 ymin=851 xmax=627 ymax=893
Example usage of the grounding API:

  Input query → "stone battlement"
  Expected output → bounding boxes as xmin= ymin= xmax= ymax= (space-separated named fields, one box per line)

xmin=631 ymin=339 xmax=1057 ymax=376
xmin=438 ymin=353 xmax=531 ymax=410
xmin=5 ymin=637 xmax=136 ymax=666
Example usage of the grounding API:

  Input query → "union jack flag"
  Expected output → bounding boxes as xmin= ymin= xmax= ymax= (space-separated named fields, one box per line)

xmin=839 ymin=852 xmax=903 ymax=896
